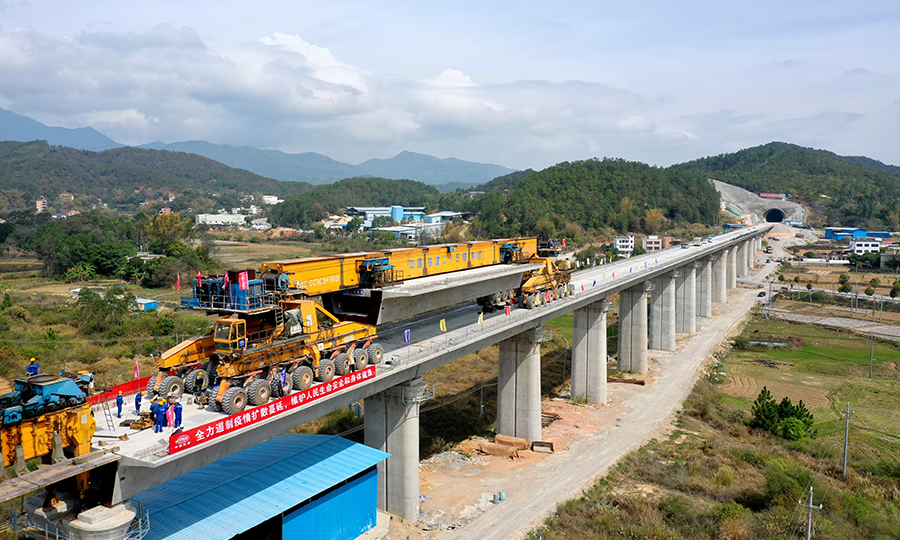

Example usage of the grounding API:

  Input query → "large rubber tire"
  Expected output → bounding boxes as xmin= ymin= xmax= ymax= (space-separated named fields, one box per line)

xmin=292 ymin=366 xmax=313 ymax=390
xmin=568 ymin=283 xmax=575 ymax=295
xmin=221 ymin=387 xmax=248 ymax=415
xmin=317 ymin=359 xmax=335 ymax=382
xmin=247 ymin=379 xmax=270 ymax=406
xmin=490 ymin=292 xmax=503 ymax=305
xmin=184 ymin=369 xmax=208 ymax=394
xmin=366 ymin=344 xmax=384 ymax=365
xmin=46 ymin=402 xmax=58 ymax=413
xmin=159 ymin=375 xmax=184 ymax=399
xmin=68 ymin=397 xmax=80 ymax=407
xmin=146 ymin=376 xmax=159 ymax=398
xmin=334 ymin=353 xmax=352 ymax=376
xmin=353 ymin=349 xmax=369 ymax=371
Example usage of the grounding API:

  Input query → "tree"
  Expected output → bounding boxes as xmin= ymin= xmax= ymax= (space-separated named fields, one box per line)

xmin=839 ymin=282 xmax=853 ymax=293
xmin=631 ymin=245 xmax=647 ymax=257
xmin=804 ymin=251 xmax=816 ymax=259
xmin=838 ymin=273 xmax=850 ymax=285
xmin=749 ymin=387 xmax=815 ymax=440
xmin=869 ymin=277 xmax=881 ymax=288
xmin=865 ymin=286 xmax=875 ymax=296
xmin=806 ymin=283 xmax=812 ymax=291
xmin=644 ymin=208 xmax=665 ymax=233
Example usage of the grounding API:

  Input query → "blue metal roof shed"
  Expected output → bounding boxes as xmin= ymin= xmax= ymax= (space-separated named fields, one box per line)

xmin=131 ymin=434 xmax=389 ymax=540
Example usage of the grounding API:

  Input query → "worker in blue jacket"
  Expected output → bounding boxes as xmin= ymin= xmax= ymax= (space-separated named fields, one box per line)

xmin=115 ymin=391 xmax=124 ymax=418
xmin=173 ymin=401 xmax=183 ymax=429
xmin=149 ymin=397 xmax=159 ymax=417
xmin=26 ymin=358 xmax=39 ymax=376
xmin=135 ymin=391 xmax=144 ymax=415
xmin=158 ymin=400 xmax=169 ymax=427
xmin=154 ymin=402 xmax=166 ymax=433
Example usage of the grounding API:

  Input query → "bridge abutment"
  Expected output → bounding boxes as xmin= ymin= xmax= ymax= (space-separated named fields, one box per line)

xmin=618 ymin=282 xmax=650 ymax=373
xmin=497 ymin=328 xmax=543 ymax=442
xmin=571 ymin=299 xmax=612 ymax=404
xmin=364 ymin=377 xmax=429 ymax=521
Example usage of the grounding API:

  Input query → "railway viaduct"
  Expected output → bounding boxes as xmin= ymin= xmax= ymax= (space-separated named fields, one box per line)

xmin=108 ymin=224 xmax=771 ymax=522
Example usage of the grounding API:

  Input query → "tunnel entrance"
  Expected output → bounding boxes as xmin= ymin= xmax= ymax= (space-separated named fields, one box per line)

xmin=764 ymin=208 xmax=785 ymax=223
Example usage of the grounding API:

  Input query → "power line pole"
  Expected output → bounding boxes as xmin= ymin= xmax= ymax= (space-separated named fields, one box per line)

xmin=842 ymin=402 xmax=855 ymax=477
xmin=869 ymin=336 xmax=875 ymax=378
xmin=798 ymin=486 xmax=823 ymax=540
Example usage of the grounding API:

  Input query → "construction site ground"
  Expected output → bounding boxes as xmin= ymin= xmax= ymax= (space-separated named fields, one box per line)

xmin=381 ymin=286 xmax=763 ymax=540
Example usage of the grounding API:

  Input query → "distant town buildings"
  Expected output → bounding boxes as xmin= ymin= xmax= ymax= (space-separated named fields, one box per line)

xmin=195 ymin=214 xmax=247 ymax=226
xmin=642 ymin=235 xmax=674 ymax=252
xmin=614 ymin=235 xmax=635 ymax=257
xmin=35 ymin=198 xmax=48 ymax=213
xmin=848 ymin=238 xmax=883 ymax=255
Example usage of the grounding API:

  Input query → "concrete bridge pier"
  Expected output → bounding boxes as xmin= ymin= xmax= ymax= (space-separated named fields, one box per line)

xmin=618 ymin=282 xmax=651 ymax=374
xmin=497 ymin=328 xmax=543 ymax=443
xmin=649 ymin=271 xmax=676 ymax=351
xmin=727 ymin=246 xmax=737 ymax=289
xmin=735 ymin=243 xmax=747 ymax=277
xmin=712 ymin=252 xmax=727 ymax=303
xmin=697 ymin=257 xmax=712 ymax=317
xmin=676 ymin=263 xmax=698 ymax=334
xmin=747 ymin=238 xmax=756 ymax=274
xmin=571 ymin=299 xmax=612 ymax=404
xmin=364 ymin=377 xmax=429 ymax=521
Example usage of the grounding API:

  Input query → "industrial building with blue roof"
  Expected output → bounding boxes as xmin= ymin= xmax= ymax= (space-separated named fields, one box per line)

xmin=131 ymin=434 xmax=390 ymax=540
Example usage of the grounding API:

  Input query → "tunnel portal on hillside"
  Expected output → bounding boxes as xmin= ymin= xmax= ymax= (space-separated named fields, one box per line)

xmin=764 ymin=208 xmax=785 ymax=222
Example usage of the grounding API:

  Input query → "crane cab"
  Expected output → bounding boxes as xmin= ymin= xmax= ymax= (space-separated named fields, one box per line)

xmin=214 ymin=319 xmax=247 ymax=355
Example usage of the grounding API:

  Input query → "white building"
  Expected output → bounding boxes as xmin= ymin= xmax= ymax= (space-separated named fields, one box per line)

xmin=260 ymin=195 xmax=283 ymax=205
xmin=614 ymin=235 xmax=635 ymax=257
xmin=848 ymin=238 xmax=882 ymax=255
xmin=196 ymin=214 xmax=246 ymax=226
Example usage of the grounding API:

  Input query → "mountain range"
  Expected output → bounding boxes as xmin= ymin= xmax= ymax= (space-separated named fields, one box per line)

xmin=0 ymin=107 xmax=515 ymax=189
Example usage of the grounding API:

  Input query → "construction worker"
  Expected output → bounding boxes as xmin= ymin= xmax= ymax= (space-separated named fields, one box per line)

xmin=149 ymin=398 xmax=159 ymax=417
xmin=154 ymin=401 xmax=166 ymax=433
xmin=115 ymin=391 xmax=124 ymax=418
xmin=135 ymin=391 xmax=144 ymax=416
xmin=173 ymin=401 xmax=183 ymax=429
xmin=158 ymin=400 xmax=169 ymax=427
xmin=26 ymin=358 xmax=39 ymax=376
xmin=166 ymin=399 xmax=176 ymax=429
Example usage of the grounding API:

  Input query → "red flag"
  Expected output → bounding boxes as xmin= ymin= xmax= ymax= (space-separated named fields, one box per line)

xmin=546 ymin=290 xmax=551 ymax=303
xmin=134 ymin=357 xmax=140 ymax=379
xmin=581 ymin=283 xmax=585 ymax=291
xmin=504 ymin=305 xmax=511 ymax=316
xmin=238 ymin=271 xmax=249 ymax=291
xmin=197 ymin=269 xmax=202 ymax=287
xmin=176 ymin=273 xmax=181 ymax=291
xmin=223 ymin=272 xmax=230 ymax=288
xmin=562 ymin=238 xmax=566 ymax=247
xmin=166 ymin=404 xmax=175 ymax=428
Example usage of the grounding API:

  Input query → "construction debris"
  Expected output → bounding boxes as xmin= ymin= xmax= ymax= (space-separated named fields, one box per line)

xmin=607 ymin=377 xmax=646 ymax=386
xmin=479 ymin=442 xmax=520 ymax=458
xmin=531 ymin=441 xmax=555 ymax=453
xmin=493 ymin=434 xmax=528 ymax=450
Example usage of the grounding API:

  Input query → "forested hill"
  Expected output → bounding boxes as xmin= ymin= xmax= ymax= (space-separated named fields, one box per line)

xmin=0 ymin=141 xmax=313 ymax=211
xmin=676 ymin=142 xmax=900 ymax=228
xmin=468 ymin=158 xmax=720 ymax=239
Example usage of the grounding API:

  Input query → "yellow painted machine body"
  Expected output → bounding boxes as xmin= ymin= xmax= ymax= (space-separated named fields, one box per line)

xmin=260 ymin=237 xmax=538 ymax=295
xmin=155 ymin=334 xmax=217 ymax=371
xmin=520 ymin=257 xmax=573 ymax=294
xmin=214 ymin=300 xmax=377 ymax=379
xmin=1 ymin=404 xmax=95 ymax=468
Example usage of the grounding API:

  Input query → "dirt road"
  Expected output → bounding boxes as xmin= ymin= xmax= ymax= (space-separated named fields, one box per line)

xmin=439 ymin=287 xmax=761 ymax=540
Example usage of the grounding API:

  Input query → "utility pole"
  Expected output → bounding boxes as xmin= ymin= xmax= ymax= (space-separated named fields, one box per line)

xmin=869 ymin=337 xmax=875 ymax=378
xmin=842 ymin=402 xmax=855 ymax=477
xmin=798 ymin=486 xmax=823 ymax=540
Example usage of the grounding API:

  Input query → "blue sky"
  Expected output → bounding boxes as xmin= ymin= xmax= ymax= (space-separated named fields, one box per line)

xmin=1 ymin=0 xmax=898 ymax=170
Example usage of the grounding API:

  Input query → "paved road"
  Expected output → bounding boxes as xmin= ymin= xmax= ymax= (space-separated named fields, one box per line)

xmin=441 ymin=282 xmax=763 ymax=540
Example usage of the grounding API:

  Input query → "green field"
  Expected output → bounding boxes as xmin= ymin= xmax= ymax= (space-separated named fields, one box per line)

xmin=529 ymin=314 xmax=900 ymax=540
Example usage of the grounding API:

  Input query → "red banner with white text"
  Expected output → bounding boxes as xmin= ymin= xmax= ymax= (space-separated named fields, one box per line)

xmin=169 ymin=366 xmax=376 ymax=454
